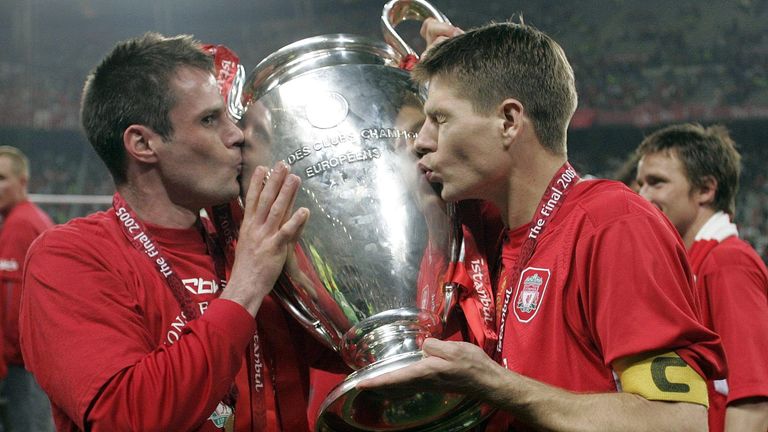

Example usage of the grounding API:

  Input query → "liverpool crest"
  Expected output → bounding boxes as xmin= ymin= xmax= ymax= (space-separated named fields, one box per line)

xmin=513 ymin=267 xmax=550 ymax=323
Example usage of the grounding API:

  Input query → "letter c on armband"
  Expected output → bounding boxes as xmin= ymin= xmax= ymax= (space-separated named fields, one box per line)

xmin=614 ymin=351 xmax=708 ymax=407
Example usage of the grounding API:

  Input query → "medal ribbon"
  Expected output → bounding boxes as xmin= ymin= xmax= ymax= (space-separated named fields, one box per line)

xmin=201 ymin=44 xmax=241 ymax=108
xmin=210 ymin=201 xmax=281 ymax=431
xmin=112 ymin=194 xmax=253 ymax=426
xmin=495 ymin=163 xmax=579 ymax=355
xmin=454 ymin=223 xmax=499 ymax=354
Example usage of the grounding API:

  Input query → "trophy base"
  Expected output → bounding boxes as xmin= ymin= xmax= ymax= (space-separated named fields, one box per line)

xmin=316 ymin=351 xmax=494 ymax=431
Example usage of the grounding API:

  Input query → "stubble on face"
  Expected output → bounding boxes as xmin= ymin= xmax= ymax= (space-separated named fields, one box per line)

xmin=422 ymin=76 xmax=507 ymax=203
xmin=161 ymin=67 xmax=243 ymax=209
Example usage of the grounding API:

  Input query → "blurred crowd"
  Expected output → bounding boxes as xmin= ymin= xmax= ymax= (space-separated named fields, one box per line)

xmin=0 ymin=0 xmax=766 ymax=261
xmin=6 ymin=121 xmax=767 ymax=265
xmin=2 ymin=0 xmax=768 ymax=130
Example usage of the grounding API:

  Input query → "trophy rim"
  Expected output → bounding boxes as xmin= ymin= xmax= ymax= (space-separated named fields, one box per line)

xmin=244 ymin=33 xmax=401 ymax=103
xmin=315 ymin=352 xmax=495 ymax=432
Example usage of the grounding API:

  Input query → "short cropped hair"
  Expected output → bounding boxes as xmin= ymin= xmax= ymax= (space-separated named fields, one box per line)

xmin=0 ymin=145 xmax=30 ymax=179
xmin=637 ymin=123 xmax=741 ymax=216
xmin=412 ymin=21 xmax=578 ymax=155
xmin=80 ymin=32 xmax=213 ymax=185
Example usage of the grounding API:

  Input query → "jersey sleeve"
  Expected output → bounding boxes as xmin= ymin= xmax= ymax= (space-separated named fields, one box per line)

xmin=1 ymin=210 xmax=50 ymax=365
xmin=19 ymin=227 xmax=256 ymax=431
xmin=0 ymin=213 xmax=42 ymax=283
xmin=575 ymin=208 xmax=725 ymax=381
xmin=699 ymin=244 xmax=768 ymax=403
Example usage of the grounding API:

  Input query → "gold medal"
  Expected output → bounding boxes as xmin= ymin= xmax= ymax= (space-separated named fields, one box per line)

xmin=223 ymin=411 xmax=235 ymax=432
xmin=208 ymin=402 xmax=235 ymax=430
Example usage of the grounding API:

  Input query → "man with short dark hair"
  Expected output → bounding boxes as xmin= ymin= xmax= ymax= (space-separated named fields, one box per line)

xmin=19 ymin=32 xmax=315 ymax=431
xmin=360 ymin=20 xmax=727 ymax=431
xmin=0 ymin=145 xmax=54 ymax=432
xmin=636 ymin=123 xmax=768 ymax=432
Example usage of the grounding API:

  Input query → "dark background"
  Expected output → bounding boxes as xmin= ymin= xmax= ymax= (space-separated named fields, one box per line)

xmin=1 ymin=0 xmax=766 ymax=259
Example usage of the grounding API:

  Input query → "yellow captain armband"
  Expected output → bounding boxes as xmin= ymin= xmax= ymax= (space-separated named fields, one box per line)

xmin=613 ymin=351 xmax=708 ymax=407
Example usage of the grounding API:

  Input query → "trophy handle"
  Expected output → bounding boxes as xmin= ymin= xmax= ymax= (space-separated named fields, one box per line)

xmin=273 ymin=277 xmax=338 ymax=351
xmin=381 ymin=0 xmax=452 ymax=58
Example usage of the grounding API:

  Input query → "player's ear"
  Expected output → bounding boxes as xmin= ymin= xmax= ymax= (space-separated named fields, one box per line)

xmin=695 ymin=175 xmax=717 ymax=207
xmin=500 ymin=98 xmax=524 ymax=148
xmin=124 ymin=125 xmax=160 ymax=164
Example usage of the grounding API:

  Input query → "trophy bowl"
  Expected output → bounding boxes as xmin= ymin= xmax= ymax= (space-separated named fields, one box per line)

xmin=236 ymin=1 xmax=495 ymax=430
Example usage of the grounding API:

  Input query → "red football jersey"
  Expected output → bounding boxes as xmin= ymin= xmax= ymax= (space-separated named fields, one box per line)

xmin=491 ymin=180 xmax=725 ymax=430
xmin=20 ymin=207 xmax=323 ymax=431
xmin=0 ymin=200 xmax=53 ymax=370
xmin=690 ymin=229 xmax=768 ymax=432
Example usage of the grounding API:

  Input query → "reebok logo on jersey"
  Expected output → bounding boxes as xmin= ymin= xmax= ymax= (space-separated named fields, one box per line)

xmin=0 ymin=259 xmax=19 ymax=272
xmin=513 ymin=267 xmax=550 ymax=323
xmin=182 ymin=277 xmax=221 ymax=295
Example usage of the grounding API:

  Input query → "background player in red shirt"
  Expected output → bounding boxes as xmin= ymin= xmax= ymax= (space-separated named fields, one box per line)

xmin=636 ymin=123 xmax=768 ymax=432
xmin=0 ymin=145 xmax=54 ymax=432
xmin=359 ymin=19 xmax=727 ymax=431
xmin=19 ymin=33 xmax=315 ymax=431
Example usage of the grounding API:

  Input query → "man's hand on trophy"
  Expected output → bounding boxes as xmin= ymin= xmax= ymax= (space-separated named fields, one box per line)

xmin=356 ymin=338 xmax=503 ymax=399
xmin=420 ymin=18 xmax=464 ymax=55
xmin=224 ymin=161 xmax=310 ymax=316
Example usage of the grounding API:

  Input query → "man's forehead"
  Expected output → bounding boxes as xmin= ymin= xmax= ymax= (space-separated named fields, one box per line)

xmin=171 ymin=66 xmax=218 ymax=92
xmin=0 ymin=156 xmax=14 ymax=170
xmin=0 ymin=156 xmax=22 ymax=178
xmin=639 ymin=150 xmax=684 ymax=174
xmin=424 ymin=77 xmax=464 ymax=107
xmin=169 ymin=67 xmax=224 ymax=110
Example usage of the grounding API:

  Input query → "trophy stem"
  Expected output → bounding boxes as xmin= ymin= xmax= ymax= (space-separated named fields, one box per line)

xmin=340 ymin=307 xmax=441 ymax=370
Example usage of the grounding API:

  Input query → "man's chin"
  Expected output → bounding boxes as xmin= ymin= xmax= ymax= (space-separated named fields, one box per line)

xmin=216 ymin=184 xmax=240 ymax=205
xmin=430 ymin=181 xmax=444 ymax=197
xmin=438 ymin=184 xmax=465 ymax=202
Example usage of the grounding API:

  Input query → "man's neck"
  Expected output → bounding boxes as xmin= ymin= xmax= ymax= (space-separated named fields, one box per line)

xmin=1 ymin=193 xmax=27 ymax=218
xmin=116 ymin=183 xmax=199 ymax=229
xmin=682 ymin=207 xmax=717 ymax=249
xmin=499 ymin=153 xmax=569 ymax=229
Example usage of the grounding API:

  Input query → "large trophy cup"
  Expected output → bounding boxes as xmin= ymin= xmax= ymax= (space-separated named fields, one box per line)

xmin=236 ymin=1 xmax=492 ymax=430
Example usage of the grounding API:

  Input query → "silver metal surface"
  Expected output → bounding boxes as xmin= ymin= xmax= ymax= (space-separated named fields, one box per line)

xmin=316 ymin=352 xmax=495 ymax=432
xmin=243 ymin=37 xmax=457 ymax=367
xmin=381 ymin=0 xmax=451 ymax=58
xmin=239 ymin=1 xmax=492 ymax=430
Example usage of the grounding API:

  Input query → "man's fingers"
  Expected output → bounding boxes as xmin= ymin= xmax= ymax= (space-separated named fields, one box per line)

xmin=265 ymin=173 xmax=301 ymax=229
xmin=420 ymin=18 xmax=464 ymax=49
xmin=281 ymin=173 xmax=301 ymax=226
xmin=356 ymin=358 xmax=436 ymax=390
xmin=279 ymin=207 xmax=310 ymax=244
xmin=243 ymin=165 xmax=267 ymax=213
xmin=254 ymin=161 xmax=289 ymax=222
xmin=422 ymin=337 xmax=453 ymax=357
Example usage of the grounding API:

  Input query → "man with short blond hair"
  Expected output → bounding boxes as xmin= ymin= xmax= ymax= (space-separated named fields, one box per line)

xmin=0 ymin=145 xmax=54 ymax=432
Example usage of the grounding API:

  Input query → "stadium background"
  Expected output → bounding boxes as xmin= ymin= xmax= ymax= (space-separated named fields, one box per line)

xmin=1 ymin=0 xmax=766 ymax=261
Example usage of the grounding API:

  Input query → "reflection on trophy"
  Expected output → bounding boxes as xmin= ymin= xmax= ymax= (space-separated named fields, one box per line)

xmin=236 ymin=1 xmax=493 ymax=430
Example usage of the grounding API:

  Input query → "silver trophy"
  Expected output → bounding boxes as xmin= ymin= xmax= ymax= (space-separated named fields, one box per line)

xmin=236 ymin=1 xmax=492 ymax=430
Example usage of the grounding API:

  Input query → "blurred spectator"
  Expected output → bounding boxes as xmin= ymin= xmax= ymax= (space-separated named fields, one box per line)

xmin=2 ymin=0 xmax=768 ymax=131
xmin=0 ymin=146 xmax=55 ymax=432
xmin=635 ymin=123 xmax=768 ymax=432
